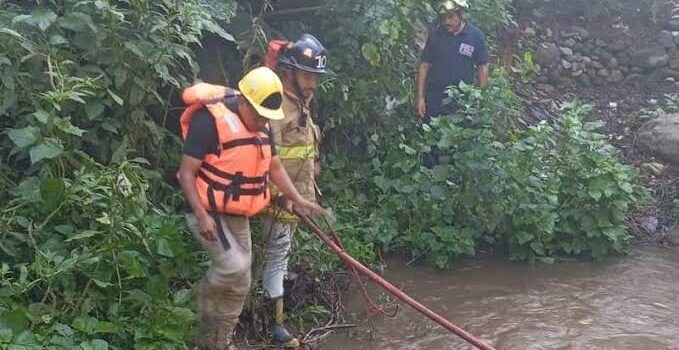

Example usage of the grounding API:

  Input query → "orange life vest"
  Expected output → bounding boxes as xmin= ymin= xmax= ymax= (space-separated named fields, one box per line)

xmin=180 ymin=83 xmax=272 ymax=218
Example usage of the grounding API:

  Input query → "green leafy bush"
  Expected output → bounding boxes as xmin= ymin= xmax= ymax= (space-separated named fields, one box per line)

xmin=0 ymin=162 xmax=202 ymax=349
xmin=0 ymin=0 xmax=236 ymax=348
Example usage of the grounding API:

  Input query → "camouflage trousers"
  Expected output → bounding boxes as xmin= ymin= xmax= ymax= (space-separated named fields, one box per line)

xmin=186 ymin=214 xmax=252 ymax=350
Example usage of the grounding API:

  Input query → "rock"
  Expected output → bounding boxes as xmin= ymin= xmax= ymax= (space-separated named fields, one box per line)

xmin=560 ymin=46 xmax=574 ymax=56
xmin=567 ymin=26 xmax=589 ymax=40
xmin=536 ymin=83 xmax=556 ymax=94
xmin=595 ymin=39 xmax=607 ymax=47
xmin=599 ymin=50 xmax=613 ymax=63
xmin=532 ymin=8 xmax=546 ymax=19
xmin=582 ymin=56 xmax=592 ymax=64
xmin=663 ymin=229 xmax=679 ymax=246
xmin=657 ymin=30 xmax=676 ymax=50
xmin=608 ymin=69 xmax=624 ymax=83
xmin=631 ymin=67 xmax=643 ymax=73
xmin=547 ymin=69 xmax=562 ymax=84
xmin=640 ymin=162 xmax=666 ymax=176
xmin=638 ymin=113 xmax=679 ymax=164
xmin=670 ymin=53 xmax=679 ymax=69
xmin=592 ymin=61 xmax=605 ymax=69
xmin=624 ymin=73 xmax=644 ymax=85
xmin=525 ymin=27 xmax=537 ymax=37
xmin=572 ymin=69 xmax=584 ymax=77
xmin=561 ymin=59 xmax=572 ymax=69
xmin=577 ymin=74 xmax=592 ymax=87
xmin=562 ymin=38 xmax=577 ymax=47
xmin=608 ymin=40 xmax=627 ymax=53
xmin=597 ymin=68 xmax=609 ymax=77
xmin=536 ymin=42 xmax=561 ymax=68
xmin=640 ymin=215 xmax=658 ymax=234
xmin=573 ymin=53 xmax=583 ymax=62
xmin=668 ymin=18 xmax=679 ymax=31
xmin=630 ymin=46 xmax=670 ymax=68
xmin=674 ymin=31 xmax=679 ymax=45
xmin=608 ymin=57 xmax=619 ymax=68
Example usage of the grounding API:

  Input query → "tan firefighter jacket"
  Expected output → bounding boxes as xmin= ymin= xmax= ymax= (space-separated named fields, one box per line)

xmin=267 ymin=89 xmax=320 ymax=222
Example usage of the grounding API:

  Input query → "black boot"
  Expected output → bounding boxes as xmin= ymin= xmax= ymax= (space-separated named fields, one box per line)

xmin=271 ymin=298 xmax=300 ymax=348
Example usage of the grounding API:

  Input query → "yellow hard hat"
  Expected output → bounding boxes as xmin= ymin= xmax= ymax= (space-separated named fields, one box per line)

xmin=237 ymin=66 xmax=285 ymax=120
xmin=439 ymin=0 xmax=468 ymax=13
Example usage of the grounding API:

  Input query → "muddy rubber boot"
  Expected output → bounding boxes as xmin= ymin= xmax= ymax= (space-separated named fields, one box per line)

xmin=271 ymin=298 xmax=300 ymax=348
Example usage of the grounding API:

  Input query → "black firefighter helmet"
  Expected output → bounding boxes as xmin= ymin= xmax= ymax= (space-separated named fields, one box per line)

xmin=278 ymin=34 xmax=329 ymax=74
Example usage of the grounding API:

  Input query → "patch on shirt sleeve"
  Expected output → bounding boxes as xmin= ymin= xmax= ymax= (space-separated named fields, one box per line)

xmin=459 ymin=43 xmax=475 ymax=57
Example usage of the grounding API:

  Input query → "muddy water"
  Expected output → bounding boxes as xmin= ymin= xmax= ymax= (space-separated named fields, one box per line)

xmin=322 ymin=246 xmax=679 ymax=350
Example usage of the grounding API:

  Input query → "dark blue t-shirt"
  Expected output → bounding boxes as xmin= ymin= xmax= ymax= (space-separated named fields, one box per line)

xmin=421 ymin=22 xmax=489 ymax=95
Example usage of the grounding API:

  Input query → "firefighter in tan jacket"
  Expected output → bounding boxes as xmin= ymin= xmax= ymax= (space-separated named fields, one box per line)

xmin=261 ymin=34 xmax=329 ymax=348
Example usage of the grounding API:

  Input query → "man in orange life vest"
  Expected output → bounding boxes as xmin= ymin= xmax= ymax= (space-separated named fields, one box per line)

xmin=177 ymin=66 xmax=325 ymax=350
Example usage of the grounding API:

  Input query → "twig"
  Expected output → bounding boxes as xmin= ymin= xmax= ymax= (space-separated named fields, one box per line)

xmin=261 ymin=6 xmax=322 ymax=18
xmin=304 ymin=323 xmax=356 ymax=336
xmin=46 ymin=54 xmax=56 ymax=90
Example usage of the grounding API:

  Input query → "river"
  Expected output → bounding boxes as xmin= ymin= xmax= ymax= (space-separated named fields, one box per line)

xmin=321 ymin=245 xmax=679 ymax=350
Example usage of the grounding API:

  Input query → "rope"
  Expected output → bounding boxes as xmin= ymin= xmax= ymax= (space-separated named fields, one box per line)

xmin=297 ymin=213 xmax=498 ymax=350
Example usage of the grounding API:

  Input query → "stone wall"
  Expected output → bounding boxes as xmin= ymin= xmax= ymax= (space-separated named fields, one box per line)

xmin=525 ymin=7 xmax=679 ymax=89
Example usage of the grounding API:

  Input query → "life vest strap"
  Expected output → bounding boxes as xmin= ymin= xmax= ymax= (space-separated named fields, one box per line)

xmin=221 ymin=137 xmax=272 ymax=151
xmin=198 ymin=171 xmax=268 ymax=198
xmin=201 ymin=163 xmax=269 ymax=184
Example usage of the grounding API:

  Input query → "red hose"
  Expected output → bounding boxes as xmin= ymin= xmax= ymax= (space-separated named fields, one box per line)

xmin=300 ymin=216 xmax=497 ymax=350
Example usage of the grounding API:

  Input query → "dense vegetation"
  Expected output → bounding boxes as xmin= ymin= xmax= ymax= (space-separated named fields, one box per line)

xmin=0 ymin=0 xmax=647 ymax=348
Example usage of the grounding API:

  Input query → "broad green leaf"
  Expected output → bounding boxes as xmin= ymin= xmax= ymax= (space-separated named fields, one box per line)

xmin=58 ymin=12 xmax=97 ymax=32
xmin=7 ymin=127 xmax=40 ymax=148
xmin=13 ymin=10 xmax=58 ymax=32
xmin=29 ymin=139 xmax=64 ymax=164
xmin=0 ymin=328 xmax=12 ymax=343
xmin=94 ymin=321 xmax=118 ymax=334
xmin=84 ymin=101 xmax=105 ymax=120
xmin=0 ymin=309 xmax=28 ymax=334
xmin=33 ymin=110 xmax=49 ymax=124
xmin=588 ymin=189 xmax=601 ymax=201
xmin=9 ymin=330 xmax=38 ymax=348
xmin=54 ymin=225 xmax=74 ymax=234
xmin=51 ymin=323 xmax=73 ymax=338
xmin=93 ymin=339 xmax=109 ymax=350
xmin=172 ymin=289 xmax=192 ymax=305
xmin=72 ymin=316 xmax=98 ymax=335
xmin=107 ymin=89 xmax=123 ymax=106
xmin=40 ymin=178 xmax=66 ymax=210
xmin=53 ymin=117 xmax=85 ymax=136
xmin=92 ymin=279 xmax=114 ymax=288
xmin=516 ymin=231 xmax=534 ymax=245
xmin=64 ymin=230 xmax=100 ymax=242
xmin=156 ymin=238 xmax=174 ymax=258
xmin=583 ymin=121 xmax=606 ymax=131
xmin=361 ymin=42 xmax=381 ymax=66
xmin=49 ymin=35 xmax=68 ymax=45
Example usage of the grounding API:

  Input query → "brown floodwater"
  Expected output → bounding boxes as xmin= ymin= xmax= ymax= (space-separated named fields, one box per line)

xmin=321 ymin=245 xmax=679 ymax=350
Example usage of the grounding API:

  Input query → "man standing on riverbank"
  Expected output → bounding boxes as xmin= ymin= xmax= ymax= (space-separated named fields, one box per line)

xmin=260 ymin=33 xmax=329 ymax=348
xmin=416 ymin=0 xmax=490 ymax=119
xmin=177 ymin=67 xmax=325 ymax=350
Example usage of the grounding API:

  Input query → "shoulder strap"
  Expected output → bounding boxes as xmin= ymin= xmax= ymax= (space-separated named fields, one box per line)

xmin=224 ymin=87 xmax=239 ymax=113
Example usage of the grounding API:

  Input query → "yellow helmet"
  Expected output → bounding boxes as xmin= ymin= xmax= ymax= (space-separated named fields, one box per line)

xmin=237 ymin=66 xmax=285 ymax=120
xmin=439 ymin=0 xmax=469 ymax=13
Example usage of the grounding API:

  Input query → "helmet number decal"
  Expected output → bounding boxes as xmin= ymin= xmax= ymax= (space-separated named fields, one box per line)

xmin=315 ymin=55 xmax=327 ymax=69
